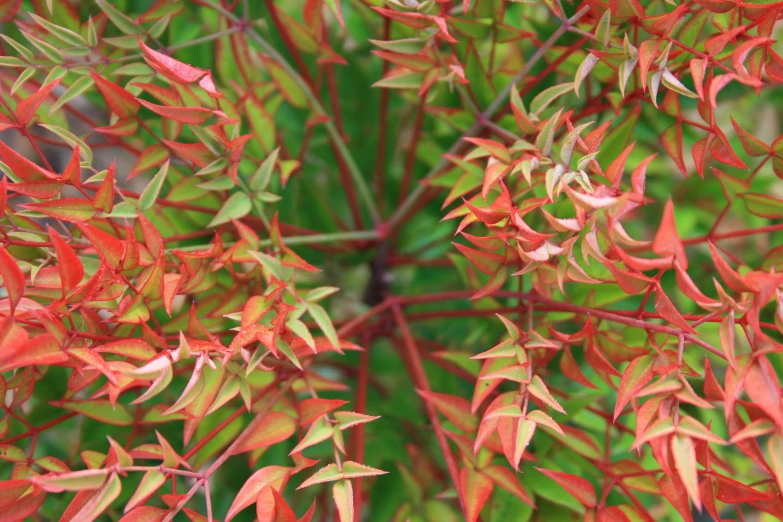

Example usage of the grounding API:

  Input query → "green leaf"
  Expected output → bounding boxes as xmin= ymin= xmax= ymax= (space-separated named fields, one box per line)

xmin=11 ymin=67 xmax=36 ymax=95
xmin=290 ymin=416 xmax=333 ymax=455
xmin=32 ymin=469 xmax=109 ymax=492
xmin=0 ymin=56 xmax=25 ymax=67
xmin=39 ymin=124 xmax=93 ymax=164
xmin=369 ymin=38 xmax=427 ymax=54
xmin=574 ymin=54 xmax=598 ymax=97
xmin=139 ymin=160 xmax=170 ymax=211
xmin=596 ymin=10 xmax=612 ymax=46
xmin=671 ymin=435 xmax=700 ymax=510
xmin=73 ymin=472 xmax=121 ymax=521
xmin=0 ymin=444 xmax=27 ymax=462
xmin=661 ymin=69 xmax=698 ymax=98
xmin=535 ymin=108 xmax=563 ymax=157
xmin=307 ymin=302 xmax=340 ymax=349
xmin=249 ymin=250 xmax=284 ymax=280
xmin=740 ymin=193 xmax=783 ymax=218
xmin=250 ymin=148 xmax=280 ymax=191
xmin=1 ymin=35 xmax=34 ymax=62
xmin=50 ymin=75 xmax=95 ymax=115
xmin=530 ymin=84 xmax=573 ymax=115
xmin=333 ymin=480 xmax=354 ymax=522
xmin=208 ymin=192 xmax=251 ymax=227
xmin=125 ymin=470 xmax=166 ymax=512
xmin=29 ymin=14 xmax=87 ymax=46
xmin=95 ymin=0 xmax=144 ymax=35
xmin=20 ymin=31 xmax=63 ymax=63
xmin=264 ymin=57 xmax=308 ymax=108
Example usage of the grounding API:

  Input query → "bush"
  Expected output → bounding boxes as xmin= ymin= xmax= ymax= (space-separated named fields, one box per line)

xmin=1 ymin=0 xmax=783 ymax=520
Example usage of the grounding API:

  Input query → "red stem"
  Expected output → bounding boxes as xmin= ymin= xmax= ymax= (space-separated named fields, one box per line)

xmin=392 ymin=304 xmax=468 ymax=519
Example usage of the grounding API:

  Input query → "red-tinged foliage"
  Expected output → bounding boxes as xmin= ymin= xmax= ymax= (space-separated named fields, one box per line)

xmin=0 ymin=0 xmax=782 ymax=521
xmin=538 ymin=468 xmax=598 ymax=508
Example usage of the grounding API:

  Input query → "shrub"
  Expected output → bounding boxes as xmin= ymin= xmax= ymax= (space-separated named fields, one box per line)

xmin=1 ymin=0 xmax=783 ymax=520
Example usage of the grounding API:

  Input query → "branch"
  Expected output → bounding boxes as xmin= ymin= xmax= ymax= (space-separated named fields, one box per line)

xmin=392 ymin=304 xmax=467 ymax=519
xmin=386 ymin=6 xmax=590 ymax=233
xmin=204 ymin=1 xmax=382 ymax=225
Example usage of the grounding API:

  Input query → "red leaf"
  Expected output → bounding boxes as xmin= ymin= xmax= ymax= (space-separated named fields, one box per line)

xmin=226 ymin=466 xmax=289 ymax=522
xmin=0 ymin=334 xmax=67 ymax=372
xmin=119 ymin=506 xmax=168 ymax=522
xmin=614 ymin=355 xmax=655 ymax=421
xmin=0 ymin=246 xmax=24 ymax=311
xmin=560 ymin=346 xmax=596 ymax=389
xmin=536 ymin=468 xmax=597 ymax=507
xmin=731 ymin=117 xmax=770 ymax=156
xmin=79 ymin=223 xmax=125 ymax=270
xmin=0 ymin=140 xmax=53 ymax=181
xmin=453 ymin=243 xmax=504 ymax=275
xmin=662 ymin=124 xmax=687 ymax=176
xmin=197 ymin=73 xmax=223 ymax=98
xmin=0 ymin=0 xmax=21 ymax=22
xmin=416 ymin=390 xmax=477 ymax=432
xmin=162 ymin=140 xmax=215 ymax=168
xmin=674 ymin=262 xmax=719 ymax=308
xmin=90 ymin=72 xmax=140 ymax=119
xmin=745 ymin=358 xmax=783 ymax=426
xmin=708 ymin=242 xmax=752 ymax=293
xmin=234 ymin=412 xmax=297 ymax=453
xmin=482 ymin=465 xmax=535 ymax=507
xmin=654 ymin=287 xmax=696 ymax=333
xmin=297 ymin=500 xmax=316 ymax=522
xmin=17 ymin=79 xmax=61 ymax=126
xmin=605 ymin=142 xmax=635 ymax=188
xmin=597 ymin=506 xmax=632 ymax=522
xmin=270 ymin=489 xmax=297 ymax=522
xmin=710 ymin=126 xmax=747 ymax=169
xmin=460 ymin=468 xmax=493 ymax=522
xmin=23 ymin=199 xmax=97 ymax=223
xmin=370 ymin=6 xmax=433 ymax=28
xmin=606 ymin=263 xmax=654 ymax=295
xmin=659 ymin=475 xmax=693 ymax=522
xmin=93 ymin=162 xmax=115 ymax=213
xmin=652 ymin=199 xmax=687 ymax=268
xmin=298 ymin=398 xmax=348 ymax=426
xmin=714 ymin=474 xmax=774 ymax=503
xmin=48 ymin=227 xmax=83 ymax=298
xmin=0 ymin=487 xmax=45 ymax=521
xmin=10 ymin=180 xmax=63 ymax=199
xmin=463 ymin=137 xmax=511 ymax=163
xmin=138 ymin=38 xmax=208 ymax=84
xmin=138 ymin=99 xmax=215 ymax=125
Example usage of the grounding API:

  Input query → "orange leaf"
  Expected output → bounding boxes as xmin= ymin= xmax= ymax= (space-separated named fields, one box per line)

xmin=17 ymin=78 xmax=61 ymax=125
xmin=23 ymin=199 xmax=97 ymax=223
xmin=235 ymin=412 xmax=297 ymax=454
xmin=0 ymin=334 xmax=67 ymax=372
xmin=0 ymin=246 xmax=24 ymax=311
xmin=537 ymin=468 xmax=596 ymax=507
xmin=652 ymin=199 xmax=687 ymax=268
xmin=417 ymin=390 xmax=477 ymax=432
xmin=90 ymin=72 xmax=140 ymax=118
xmin=614 ymin=355 xmax=655 ymax=421
xmin=460 ymin=467 xmax=493 ymax=522
xmin=138 ymin=38 xmax=207 ymax=84
xmin=93 ymin=161 xmax=115 ymax=213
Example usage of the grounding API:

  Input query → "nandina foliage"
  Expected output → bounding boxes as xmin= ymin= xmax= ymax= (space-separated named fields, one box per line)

xmin=0 ymin=0 xmax=783 ymax=521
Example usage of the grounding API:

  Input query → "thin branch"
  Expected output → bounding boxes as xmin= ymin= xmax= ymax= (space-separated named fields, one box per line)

xmin=392 ymin=304 xmax=467 ymax=519
xmin=386 ymin=6 xmax=590 ymax=233
xmin=204 ymin=0 xmax=381 ymax=225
